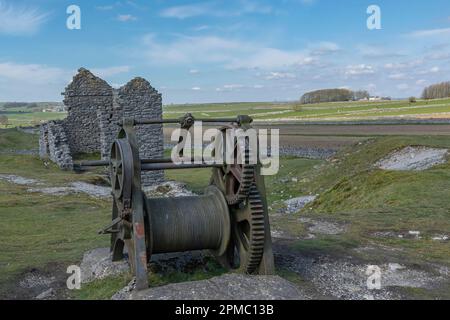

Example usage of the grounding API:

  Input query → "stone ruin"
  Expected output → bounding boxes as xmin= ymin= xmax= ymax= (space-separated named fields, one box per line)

xmin=39 ymin=68 xmax=164 ymax=186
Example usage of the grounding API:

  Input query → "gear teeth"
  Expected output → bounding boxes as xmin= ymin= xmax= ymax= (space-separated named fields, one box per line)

xmin=242 ymin=184 xmax=266 ymax=274
xmin=221 ymin=127 xmax=255 ymax=205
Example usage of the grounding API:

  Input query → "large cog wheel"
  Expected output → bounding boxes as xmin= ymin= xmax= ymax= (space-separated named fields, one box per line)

xmin=232 ymin=184 xmax=265 ymax=273
xmin=212 ymin=126 xmax=255 ymax=205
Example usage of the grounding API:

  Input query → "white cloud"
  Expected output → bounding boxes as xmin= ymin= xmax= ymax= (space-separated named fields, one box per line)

xmin=160 ymin=1 xmax=272 ymax=19
xmin=223 ymin=84 xmax=244 ymax=89
xmin=417 ymin=66 xmax=441 ymax=75
xmin=384 ymin=61 xmax=423 ymax=71
xmin=193 ymin=25 xmax=210 ymax=31
xmin=345 ymin=64 xmax=375 ymax=76
xmin=117 ymin=14 xmax=137 ymax=22
xmin=0 ymin=62 xmax=66 ymax=82
xmin=189 ymin=69 xmax=200 ymax=74
xmin=191 ymin=86 xmax=201 ymax=91
xmin=416 ymin=79 xmax=427 ymax=85
xmin=356 ymin=44 xmax=404 ymax=58
xmin=309 ymin=42 xmax=340 ymax=55
xmin=216 ymin=84 xmax=245 ymax=91
xmin=0 ymin=1 xmax=49 ymax=35
xmin=91 ymin=66 xmax=131 ymax=78
xmin=388 ymin=73 xmax=407 ymax=80
xmin=408 ymin=28 xmax=450 ymax=38
xmin=430 ymin=66 xmax=440 ymax=73
xmin=227 ymin=48 xmax=315 ymax=69
xmin=160 ymin=3 xmax=212 ymax=19
xmin=0 ymin=62 xmax=133 ymax=100
xmin=139 ymin=34 xmax=314 ymax=70
xmin=264 ymin=72 xmax=297 ymax=80
xmin=0 ymin=62 xmax=68 ymax=101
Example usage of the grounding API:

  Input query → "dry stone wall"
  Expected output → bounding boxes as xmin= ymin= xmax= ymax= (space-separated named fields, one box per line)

xmin=39 ymin=68 xmax=164 ymax=186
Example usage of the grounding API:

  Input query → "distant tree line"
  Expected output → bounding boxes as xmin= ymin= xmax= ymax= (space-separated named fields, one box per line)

xmin=2 ymin=102 xmax=39 ymax=109
xmin=300 ymin=89 xmax=370 ymax=104
xmin=421 ymin=82 xmax=450 ymax=100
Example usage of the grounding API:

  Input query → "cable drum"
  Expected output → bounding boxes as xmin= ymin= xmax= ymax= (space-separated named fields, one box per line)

xmin=144 ymin=185 xmax=230 ymax=256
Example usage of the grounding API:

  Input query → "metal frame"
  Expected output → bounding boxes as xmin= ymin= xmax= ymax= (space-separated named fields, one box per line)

xmin=78 ymin=113 xmax=275 ymax=290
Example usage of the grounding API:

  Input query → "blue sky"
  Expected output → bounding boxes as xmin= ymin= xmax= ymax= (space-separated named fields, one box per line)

xmin=0 ymin=0 xmax=450 ymax=103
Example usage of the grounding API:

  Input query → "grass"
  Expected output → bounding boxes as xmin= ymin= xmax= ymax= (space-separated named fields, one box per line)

xmin=0 ymin=127 xmax=38 ymax=151
xmin=0 ymin=129 xmax=111 ymax=295
xmin=164 ymin=98 xmax=450 ymax=121
xmin=2 ymin=98 xmax=450 ymax=128
xmin=1 ymin=111 xmax=66 ymax=127
xmin=286 ymin=136 xmax=450 ymax=266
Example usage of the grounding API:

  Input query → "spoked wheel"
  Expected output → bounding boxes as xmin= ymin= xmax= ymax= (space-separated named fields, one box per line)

xmin=231 ymin=185 xmax=265 ymax=273
xmin=108 ymin=138 xmax=135 ymax=266
xmin=212 ymin=126 xmax=255 ymax=205
xmin=110 ymin=138 xmax=133 ymax=201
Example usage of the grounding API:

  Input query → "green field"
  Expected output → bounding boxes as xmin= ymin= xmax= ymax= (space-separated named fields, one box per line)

xmin=2 ymin=98 xmax=450 ymax=128
xmin=164 ymin=98 xmax=450 ymax=121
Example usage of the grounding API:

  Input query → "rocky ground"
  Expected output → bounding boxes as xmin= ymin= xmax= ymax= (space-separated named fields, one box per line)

xmin=376 ymin=146 xmax=448 ymax=171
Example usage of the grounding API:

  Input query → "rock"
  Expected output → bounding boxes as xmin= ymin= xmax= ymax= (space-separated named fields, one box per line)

xmin=376 ymin=146 xmax=448 ymax=171
xmin=27 ymin=182 xmax=111 ymax=198
xmin=0 ymin=174 xmax=40 ymax=185
xmin=112 ymin=274 xmax=305 ymax=300
xmin=408 ymin=231 xmax=421 ymax=239
xmin=299 ymin=218 xmax=346 ymax=235
xmin=291 ymin=177 xmax=298 ymax=183
xmin=69 ymin=182 xmax=111 ymax=198
xmin=144 ymin=181 xmax=195 ymax=198
xmin=388 ymin=263 xmax=406 ymax=271
xmin=80 ymin=248 xmax=129 ymax=283
xmin=282 ymin=196 xmax=316 ymax=214
xmin=19 ymin=272 xmax=55 ymax=289
xmin=432 ymin=235 xmax=449 ymax=241
xmin=278 ymin=146 xmax=337 ymax=160
xmin=35 ymin=288 xmax=55 ymax=300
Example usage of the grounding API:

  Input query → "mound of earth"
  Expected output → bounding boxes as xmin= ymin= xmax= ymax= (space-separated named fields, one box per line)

xmin=376 ymin=146 xmax=448 ymax=171
xmin=112 ymin=274 xmax=306 ymax=300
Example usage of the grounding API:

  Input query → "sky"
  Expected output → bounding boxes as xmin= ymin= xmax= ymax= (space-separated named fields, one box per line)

xmin=0 ymin=0 xmax=450 ymax=104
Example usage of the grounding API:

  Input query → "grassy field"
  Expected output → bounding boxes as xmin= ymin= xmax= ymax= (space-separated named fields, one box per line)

xmin=1 ymin=128 xmax=449 ymax=299
xmin=2 ymin=98 xmax=450 ymax=128
xmin=164 ymin=98 xmax=450 ymax=121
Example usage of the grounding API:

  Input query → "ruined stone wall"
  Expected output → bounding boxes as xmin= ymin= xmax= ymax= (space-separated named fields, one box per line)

xmin=39 ymin=68 xmax=164 ymax=186
xmin=63 ymin=68 xmax=113 ymax=154
xmin=46 ymin=121 xmax=73 ymax=170
xmin=97 ymin=89 xmax=122 ymax=160
xmin=118 ymin=78 xmax=164 ymax=185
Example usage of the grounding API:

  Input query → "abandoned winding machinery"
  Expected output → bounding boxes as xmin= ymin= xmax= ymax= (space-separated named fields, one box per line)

xmin=79 ymin=114 xmax=274 ymax=290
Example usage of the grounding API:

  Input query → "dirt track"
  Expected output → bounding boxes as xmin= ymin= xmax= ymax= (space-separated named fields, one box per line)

xmin=164 ymin=124 xmax=450 ymax=150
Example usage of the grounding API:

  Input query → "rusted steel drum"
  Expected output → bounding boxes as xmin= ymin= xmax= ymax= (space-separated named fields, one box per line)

xmin=144 ymin=185 xmax=230 ymax=257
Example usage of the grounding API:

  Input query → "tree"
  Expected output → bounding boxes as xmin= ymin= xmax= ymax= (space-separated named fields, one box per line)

xmin=300 ymin=88 xmax=355 ymax=104
xmin=409 ymin=96 xmax=417 ymax=103
xmin=0 ymin=115 xmax=9 ymax=127
xmin=421 ymin=81 xmax=450 ymax=99
xmin=353 ymin=90 xmax=370 ymax=100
